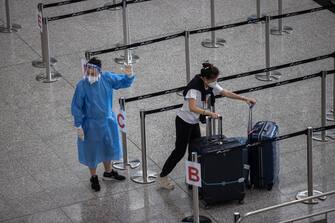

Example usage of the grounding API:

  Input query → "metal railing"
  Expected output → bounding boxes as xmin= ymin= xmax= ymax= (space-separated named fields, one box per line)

xmin=279 ymin=208 xmax=335 ymax=223
xmin=234 ymin=190 xmax=335 ymax=223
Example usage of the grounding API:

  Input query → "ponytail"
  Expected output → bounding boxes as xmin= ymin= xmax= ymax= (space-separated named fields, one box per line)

xmin=200 ymin=62 xmax=219 ymax=79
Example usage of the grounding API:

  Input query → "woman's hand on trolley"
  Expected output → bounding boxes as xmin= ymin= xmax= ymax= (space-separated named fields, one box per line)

xmin=244 ymin=97 xmax=256 ymax=106
xmin=208 ymin=111 xmax=220 ymax=119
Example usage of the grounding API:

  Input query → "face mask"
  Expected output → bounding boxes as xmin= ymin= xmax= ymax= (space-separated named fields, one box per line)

xmin=84 ymin=63 xmax=101 ymax=77
xmin=88 ymin=75 xmax=100 ymax=84
xmin=208 ymin=81 xmax=217 ymax=88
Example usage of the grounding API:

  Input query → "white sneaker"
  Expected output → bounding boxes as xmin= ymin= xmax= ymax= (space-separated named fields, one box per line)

xmin=158 ymin=176 xmax=175 ymax=190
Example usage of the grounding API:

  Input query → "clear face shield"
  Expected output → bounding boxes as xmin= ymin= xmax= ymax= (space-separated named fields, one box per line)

xmin=83 ymin=63 xmax=101 ymax=84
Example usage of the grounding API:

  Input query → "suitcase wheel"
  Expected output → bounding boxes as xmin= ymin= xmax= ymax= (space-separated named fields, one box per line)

xmin=267 ymin=184 xmax=273 ymax=191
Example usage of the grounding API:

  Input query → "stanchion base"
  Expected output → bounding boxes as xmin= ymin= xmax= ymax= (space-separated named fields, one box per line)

xmin=36 ymin=71 xmax=61 ymax=83
xmin=131 ymin=170 xmax=157 ymax=184
xmin=182 ymin=215 xmax=212 ymax=223
xmin=32 ymin=57 xmax=58 ymax=68
xmin=0 ymin=23 xmax=21 ymax=33
xmin=115 ymin=54 xmax=140 ymax=64
xmin=312 ymin=135 xmax=328 ymax=142
xmin=247 ymin=14 xmax=267 ymax=23
xmin=255 ymin=71 xmax=282 ymax=81
xmin=326 ymin=110 xmax=335 ymax=122
xmin=201 ymin=38 xmax=226 ymax=48
xmin=270 ymin=26 xmax=293 ymax=35
xmin=112 ymin=159 xmax=141 ymax=170
xmin=296 ymin=190 xmax=327 ymax=204
xmin=104 ymin=2 xmax=121 ymax=11
xmin=112 ymin=161 xmax=127 ymax=170
xmin=312 ymin=131 xmax=335 ymax=141
xmin=325 ymin=131 xmax=335 ymax=140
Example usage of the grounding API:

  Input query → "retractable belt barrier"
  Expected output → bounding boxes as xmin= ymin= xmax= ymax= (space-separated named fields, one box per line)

xmin=142 ymin=69 xmax=335 ymax=115
xmin=43 ymin=0 xmax=89 ymax=8
xmin=124 ymin=52 xmax=335 ymax=103
xmin=88 ymin=32 xmax=185 ymax=56
xmin=86 ymin=5 xmax=335 ymax=56
xmin=47 ymin=0 xmax=152 ymax=21
xmin=190 ymin=5 xmax=335 ymax=35
xmin=134 ymin=69 xmax=335 ymax=191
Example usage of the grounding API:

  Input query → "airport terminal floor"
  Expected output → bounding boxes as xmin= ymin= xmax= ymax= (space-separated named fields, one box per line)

xmin=1 ymin=0 xmax=335 ymax=222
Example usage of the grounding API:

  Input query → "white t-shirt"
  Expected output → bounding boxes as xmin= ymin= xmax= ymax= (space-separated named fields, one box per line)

xmin=177 ymin=83 xmax=224 ymax=124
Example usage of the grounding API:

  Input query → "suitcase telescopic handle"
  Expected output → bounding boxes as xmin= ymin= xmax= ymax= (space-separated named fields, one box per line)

xmin=248 ymin=104 xmax=254 ymax=140
xmin=218 ymin=115 xmax=223 ymax=137
xmin=206 ymin=115 xmax=223 ymax=138
xmin=206 ymin=116 xmax=212 ymax=137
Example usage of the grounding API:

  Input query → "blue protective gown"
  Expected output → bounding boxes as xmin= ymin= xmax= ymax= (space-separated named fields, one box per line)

xmin=71 ymin=71 xmax=135 ymax=168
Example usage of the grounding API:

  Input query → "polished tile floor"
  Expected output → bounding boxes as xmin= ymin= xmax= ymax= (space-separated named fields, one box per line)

xmin=0 ymin=0 xmax=335 ymax=222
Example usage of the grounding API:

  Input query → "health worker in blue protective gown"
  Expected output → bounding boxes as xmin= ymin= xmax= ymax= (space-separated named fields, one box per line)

xmin=71 ymin=57 xmax=135 ymax=192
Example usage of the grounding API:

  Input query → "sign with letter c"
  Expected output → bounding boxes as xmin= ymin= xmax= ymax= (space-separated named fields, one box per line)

xmin=117 ymin=111 xmax=126 ymax=133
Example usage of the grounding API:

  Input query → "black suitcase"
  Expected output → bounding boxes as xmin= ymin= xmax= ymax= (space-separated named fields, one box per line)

xmin=247 ymin=106 xmax=279 ymax=190
xmin=189 ymin=116 xmax=250 ymax=206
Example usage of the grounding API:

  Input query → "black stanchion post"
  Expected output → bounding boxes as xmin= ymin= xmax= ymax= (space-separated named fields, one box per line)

xmin=256 ymin=0 xmax=260 ymax=18
xmin=314 ymin=71 xmax=327 ymax=141
xmin=177 ymin=30 xmax=191 ymax=96
xmin=35 ymin=17 xmax=61 ymax=83
xmin=185 ymin=30 xmax=191 ymax=83
xmin=307 ymin=127 xmax=316 ymax=200
xmin=192 ymin=153 xmax=200 ymax=223
xmin=247 ymin=0 xmax=265 ymax=22
xmin=32 ymin=3 xmax=57 ymax=68
xmin=313 ymin=71 xmax=335 ymax=141
xmin=112 ymin=97 xmax=141 ymax=170
xmin=201 ymin=0 xmax=226 ymax=48
xmin=234 ymin=212 xmax=241 ymax=223
xmin=296 ymin=127 xmax=327 ymax=204
xmin=182 ymin=152 xmax=212 ymax=223
xmin=115 ymin=0 xmax=139 ymax=64
xmin=255 ymin=16 xmax=282 ymax=81
xmin=131 ymin=110 xmax=157 ymax=184
xmin=327 ymin=57 xmax=335 ymax=122
xmin=0 ymin=0 xmax=21 ymax=33
xmin=270 ymin=0 xmax=293 ymax=35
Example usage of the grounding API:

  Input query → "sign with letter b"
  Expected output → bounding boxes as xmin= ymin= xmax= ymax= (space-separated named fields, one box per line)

xmin=185 ymin=160 xmax=201 ymax=187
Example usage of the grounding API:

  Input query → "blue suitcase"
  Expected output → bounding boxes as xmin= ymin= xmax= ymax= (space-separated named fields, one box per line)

xmin=189 ymin=116 xmax=250 ymax=206
xmin=190 ymin=136 xmax=247 ymax=205
xmin=248 ymin=120 xmax=279 ymax=190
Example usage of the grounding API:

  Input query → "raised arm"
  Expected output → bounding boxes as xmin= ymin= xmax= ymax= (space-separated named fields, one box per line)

xmin=105 ymin=65 xmax=136 ymax=90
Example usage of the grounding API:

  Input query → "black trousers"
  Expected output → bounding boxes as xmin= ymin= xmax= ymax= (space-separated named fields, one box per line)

xmin=160 ymin=116 xmax=201 ymax=177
